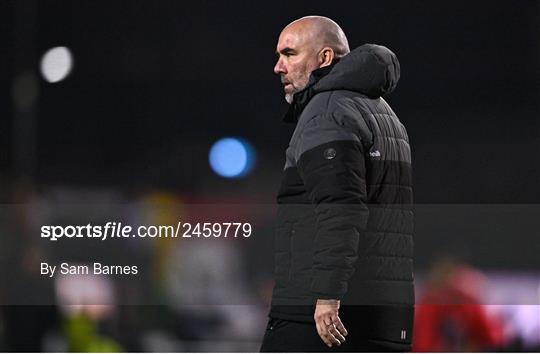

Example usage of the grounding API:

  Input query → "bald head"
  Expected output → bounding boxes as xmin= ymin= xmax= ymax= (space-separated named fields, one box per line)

xmin=274 ymin=16 xmax=350 ymax=103
xmin=283 ymin=16 xmax=350 ymax=58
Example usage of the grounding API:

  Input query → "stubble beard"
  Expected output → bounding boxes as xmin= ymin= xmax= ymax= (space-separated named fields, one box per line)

xmin=283 ymin=80 xmax=307 ymax=104
xmin=283 ymin=71 xmax=311 ymax=104
xmin=285 ymin=92 xmax=294 ymax=104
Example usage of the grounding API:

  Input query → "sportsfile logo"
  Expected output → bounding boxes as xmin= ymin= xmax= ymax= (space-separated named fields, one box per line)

xmin=41 ymin=222 xmax=253 ymax=241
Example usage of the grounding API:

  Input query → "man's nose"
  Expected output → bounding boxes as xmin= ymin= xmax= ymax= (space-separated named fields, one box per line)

xmin=274 ymin=58 xmax=286 ymax=75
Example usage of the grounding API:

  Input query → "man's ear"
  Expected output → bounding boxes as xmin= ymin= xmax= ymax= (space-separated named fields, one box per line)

xmin=318 ymin=47 xmax=335 ymax=68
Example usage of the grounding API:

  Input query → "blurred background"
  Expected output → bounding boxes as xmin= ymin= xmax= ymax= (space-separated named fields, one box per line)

xmin=0 ymin=0 xmax=539 ymax=352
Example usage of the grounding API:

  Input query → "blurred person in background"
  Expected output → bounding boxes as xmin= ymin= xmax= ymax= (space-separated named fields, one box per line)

xmin=0 ymin=181 xmax=58 ymax=352
xmin=260 ymin=16 xmax=414 ymax=352
xmin=55 ymin=274 xmax=122 ymax=352
xmin=413 ymin=258 xmax=506 ymax=351
xmin=164 ymin=238 xmax=254 ymax=341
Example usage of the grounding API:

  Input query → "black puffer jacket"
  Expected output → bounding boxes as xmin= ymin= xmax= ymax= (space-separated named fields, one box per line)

xmin=269 ymin=44 xmax=414 ymax=340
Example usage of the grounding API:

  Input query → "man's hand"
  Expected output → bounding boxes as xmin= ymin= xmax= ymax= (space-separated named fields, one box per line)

xmin=314 ymin=299 xmax=348 ymax=347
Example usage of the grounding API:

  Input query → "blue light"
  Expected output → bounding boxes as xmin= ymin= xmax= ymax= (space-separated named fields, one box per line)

xmin=209 ymin=137 xmax=256 ymax=178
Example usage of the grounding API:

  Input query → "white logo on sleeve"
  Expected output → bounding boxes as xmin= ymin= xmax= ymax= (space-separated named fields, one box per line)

xmin=400 ymin=330 xmax=407 ymax=340
xmin=369 ymin=150 xmax=381 ymax=158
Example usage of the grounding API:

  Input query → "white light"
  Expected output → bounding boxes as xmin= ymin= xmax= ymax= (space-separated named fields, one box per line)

xmin=40 ymin=46 xmax=74 ymax=83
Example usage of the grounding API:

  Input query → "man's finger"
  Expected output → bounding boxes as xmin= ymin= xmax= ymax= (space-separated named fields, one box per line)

xmin=328 ymin=325 xmax=346 ymax=343
xmin=317 ymin=313 xmax=344 ymax=347
xmin=322 ymin=318 xmax=341 ymax=346
xmin=332 ymin=314 xmax=348 ymax=337
xmin=324 ymin=327 xmax=341 ymax=346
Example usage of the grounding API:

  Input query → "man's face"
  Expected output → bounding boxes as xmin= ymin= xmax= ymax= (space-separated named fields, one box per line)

xmin=274 ymin=24 xmax=321 ymax=104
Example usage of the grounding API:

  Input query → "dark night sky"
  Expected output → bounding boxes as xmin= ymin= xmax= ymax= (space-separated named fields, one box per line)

xmin=1 ymin=0 xmax=539 ymax=203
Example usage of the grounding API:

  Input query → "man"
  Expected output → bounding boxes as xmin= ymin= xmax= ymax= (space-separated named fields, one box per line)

xmin=259 ymin=16 xmax=414 ymax=352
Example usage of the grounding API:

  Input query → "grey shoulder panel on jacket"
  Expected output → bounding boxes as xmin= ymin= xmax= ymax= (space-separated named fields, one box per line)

xmin=293 ymin=90 xmax=376 ymax=162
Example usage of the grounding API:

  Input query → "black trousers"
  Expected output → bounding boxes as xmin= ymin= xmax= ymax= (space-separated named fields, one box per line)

xmin=259 ymin=306 xmax=413 ymax=353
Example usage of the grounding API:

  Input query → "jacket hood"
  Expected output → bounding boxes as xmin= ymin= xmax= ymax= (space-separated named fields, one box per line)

xmin=315 ymin=43 xmax=400 ymax=97
xmin=283 ymin=44 xmax=400 ymax=123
